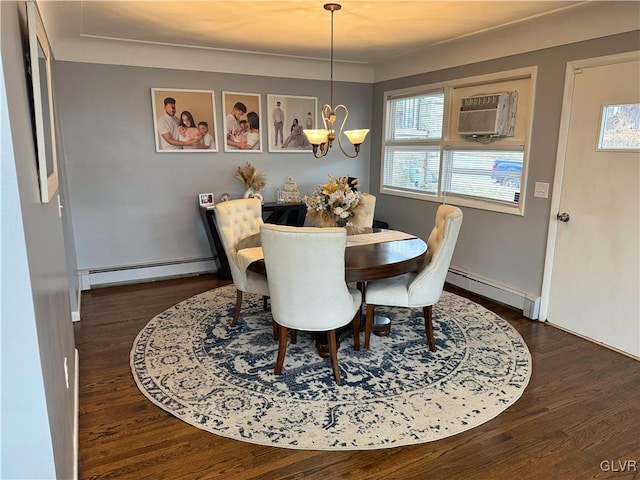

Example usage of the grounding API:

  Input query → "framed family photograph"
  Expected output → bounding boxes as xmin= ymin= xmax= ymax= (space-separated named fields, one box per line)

xmin=198 ymin=193 xmax=215 ymax=207
xmin=151 ymin=88 xmax=218 ymax=153
xmin=222 ymin=91 xmax=262 ymax=153
xmin=267 ymin=94 xmax=317 ymax=153
xmin=27 ymin=0 xmax=58 ymax=202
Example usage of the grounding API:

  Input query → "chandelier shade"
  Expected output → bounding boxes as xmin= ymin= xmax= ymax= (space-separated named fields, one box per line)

xmin=303 ymin=3 xmax=369 ymax=158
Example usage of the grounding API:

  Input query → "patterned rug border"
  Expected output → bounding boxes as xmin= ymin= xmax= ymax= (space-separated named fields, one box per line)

xmin=130 ymin=286 xmax=532 ymax=450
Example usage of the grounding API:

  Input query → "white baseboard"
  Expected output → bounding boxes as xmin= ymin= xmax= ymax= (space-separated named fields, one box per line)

xmin=78 ymin=257 xmax=216 ymax=290
xmin=446 ymin=266 xmax=541 ymax=319
xmin=73 ymin=348 xmax=79 ymax=480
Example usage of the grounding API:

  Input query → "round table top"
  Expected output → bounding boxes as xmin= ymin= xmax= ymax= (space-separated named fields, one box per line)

xmin=344 ymin=235 xmax=427 ymax=282
xmin=238 ymin=228 xmax=427 ymax=283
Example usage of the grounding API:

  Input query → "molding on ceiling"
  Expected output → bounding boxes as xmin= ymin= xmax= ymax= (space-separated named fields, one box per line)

xmin=374 ymin=1 xmax=640 ymax=83
xmin=52 ymin=35 xmax=375 ymax=83
xmin=46 ymin=2 xmax=638 ymax=84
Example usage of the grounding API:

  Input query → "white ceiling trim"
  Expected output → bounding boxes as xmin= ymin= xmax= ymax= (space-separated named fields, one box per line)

xmin=52 ymin=35 xmax=375 ymax=83
xmin=375 ymin=1 xmax=640 ymax=83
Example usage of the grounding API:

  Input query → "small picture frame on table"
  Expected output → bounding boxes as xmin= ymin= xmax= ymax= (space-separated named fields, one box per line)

xmin=199 ymin=193 xmax=215 ymax=208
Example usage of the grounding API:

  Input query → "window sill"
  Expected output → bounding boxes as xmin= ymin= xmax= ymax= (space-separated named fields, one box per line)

xmin=379 ymin=186 xmax=525 ymax=216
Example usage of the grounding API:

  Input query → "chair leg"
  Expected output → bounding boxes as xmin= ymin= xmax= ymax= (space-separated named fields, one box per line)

xmin=272 ymin=320 xmax=279 ymax=340
xmin=328 ymin=329 xmax=341 ymax=384
xmin=352 ymin=311 xmax=360 ymax=351
xmin=231 ymin=289 xmax=243 ymax=326
xmin=364 ymin=304 xmax=375 ymax=349
xmin=274 ymin=325 xmax=288 ymax=375
xmin=423 ymin=305 xmax=436 ymax=352
xmin=290 ymin=329 xmax=297 ymax=344
xmin=263 ymin=296 xmax=269 ymax=311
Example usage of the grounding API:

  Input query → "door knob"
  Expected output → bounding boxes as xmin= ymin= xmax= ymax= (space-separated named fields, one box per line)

xmin=556 ymin=212 xmax=570 ymax=222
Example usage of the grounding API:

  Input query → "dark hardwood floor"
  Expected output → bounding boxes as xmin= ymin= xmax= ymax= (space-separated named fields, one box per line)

xmin=74 ymin=275 xmax=639 ymax=480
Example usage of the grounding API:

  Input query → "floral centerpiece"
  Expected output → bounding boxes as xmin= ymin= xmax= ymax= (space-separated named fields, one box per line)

xmin=304 ymin=175 xmax=365 ymax=230
xmin=236 ymin=162 xmax=266 ymax=200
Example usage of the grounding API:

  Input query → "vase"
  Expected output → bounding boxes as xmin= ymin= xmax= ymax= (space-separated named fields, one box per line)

xmin=243 ymin=188 xmax=264 ymax=204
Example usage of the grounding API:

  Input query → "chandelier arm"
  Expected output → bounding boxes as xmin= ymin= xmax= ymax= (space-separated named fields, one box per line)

xmin=320 ymin=141 xmax=330 ymax=157
xmin=312 ymin=145 xmax=326 ymax=159
xmin=333 ymin=104 xmax=359 ymax=158
xmin=320 ymin=104 xmax=333 ymax=132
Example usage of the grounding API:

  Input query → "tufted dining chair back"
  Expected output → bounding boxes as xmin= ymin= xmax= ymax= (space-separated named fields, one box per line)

xmin=261 ymin=224 xmax=362 ymax=383
xmin=364 ymin=204 xmax=463 ymax=351
xmin=360 ymin=193 xmax=377 ymax=229
xmin=408 ymin=204 xmax=463 ymax=307
xmin=214 ymin=198 xmax=269 ymax=325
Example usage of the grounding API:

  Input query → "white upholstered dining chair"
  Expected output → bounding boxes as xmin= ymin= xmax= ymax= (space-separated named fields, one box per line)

xmin=214 ymin=198 xmax=269 ymax=326
xmin=364 ymin=204 xmax=463 ymax=351
xmin=360 ymin=193 xmax=376 ymax=229
xmin=260 ymin=224 xmax=362 ymax=384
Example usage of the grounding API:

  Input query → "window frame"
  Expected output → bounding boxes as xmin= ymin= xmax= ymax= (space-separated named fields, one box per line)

xmin=380 ymin=67 xmax=537 ymax=216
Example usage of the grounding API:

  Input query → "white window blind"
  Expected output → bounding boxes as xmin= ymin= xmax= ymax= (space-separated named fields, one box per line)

xmin=383 ymin=90 xmax=444 ymax=194
xmin=442 ymin=149 xmax=524 ymax=205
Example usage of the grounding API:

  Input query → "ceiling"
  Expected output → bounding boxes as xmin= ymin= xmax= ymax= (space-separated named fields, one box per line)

xmin=41 ymin=1 xmax=590 ymax=65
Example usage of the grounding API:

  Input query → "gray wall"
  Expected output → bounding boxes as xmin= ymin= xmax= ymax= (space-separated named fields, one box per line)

xmin=54 ymin=62 xmax=372 ymax=275
xmin=55 ymin=30 xmax=639 ymax=296
xmin=371 ymin=31 xmax=640 ymax=296
xmin=1 ymin=1 xmax=76 ymax=478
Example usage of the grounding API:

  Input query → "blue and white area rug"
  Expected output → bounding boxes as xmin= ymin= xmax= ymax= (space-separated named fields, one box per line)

xmin=131 ymin=285 xmax=531 ymax=450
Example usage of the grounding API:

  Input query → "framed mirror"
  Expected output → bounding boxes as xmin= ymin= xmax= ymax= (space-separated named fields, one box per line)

xmin=27 ymin=0 xmax=58 ymax=203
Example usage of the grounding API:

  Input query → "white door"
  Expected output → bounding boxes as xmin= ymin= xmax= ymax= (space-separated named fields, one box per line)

xmin=541 ymin=52 xmax=639 ymax=358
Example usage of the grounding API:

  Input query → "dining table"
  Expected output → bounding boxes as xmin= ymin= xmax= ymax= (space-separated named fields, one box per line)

xmin=235 ymin=227 xmax=428 ymax=356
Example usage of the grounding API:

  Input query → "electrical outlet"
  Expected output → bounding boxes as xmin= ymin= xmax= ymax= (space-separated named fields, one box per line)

xmin=534 ymin=182 xmax=549 ymax=198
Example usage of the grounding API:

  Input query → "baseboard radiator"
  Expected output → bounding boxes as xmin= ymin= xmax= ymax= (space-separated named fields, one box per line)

xmin=78 ymin=256 xmax=217 ymax=291
xmin=78 ymin=259 xmax=539 ymax=319
xmin=446 ymin=266 xmax=540 ymax=319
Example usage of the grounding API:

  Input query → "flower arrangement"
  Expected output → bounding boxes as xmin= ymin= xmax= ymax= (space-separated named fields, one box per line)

xmin=236 ymin=162 xmax=266 ymax=196
xmin=303 ymin=175 xmax=365 ymax=229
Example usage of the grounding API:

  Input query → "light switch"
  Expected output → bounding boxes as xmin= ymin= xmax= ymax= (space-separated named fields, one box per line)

xmin=534 ymin=182 xmax=549 ymax=198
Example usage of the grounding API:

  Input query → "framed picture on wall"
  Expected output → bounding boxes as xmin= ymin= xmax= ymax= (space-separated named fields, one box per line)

xmin=267 ymin=94 xmax=317 ymax=153
xmin=222 ymin=91 xmax=262 ymax=153
xmin=26 ymin=0 xmax=58 ymax=202
xmin=198 ymin=193 xmax=214 ymax=207
xmin=151 ymin=88 xmax=219 ymax=153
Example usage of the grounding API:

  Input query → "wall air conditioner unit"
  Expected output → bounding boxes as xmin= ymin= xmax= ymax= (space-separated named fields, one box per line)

xmin=457 ymin=92 xmax=517 ymax=138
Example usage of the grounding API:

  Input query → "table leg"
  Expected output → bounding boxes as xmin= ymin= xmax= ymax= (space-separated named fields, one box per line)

xmin=371 ymin=314 xmax=391 ymax=336
xmin=314 ymin=307 xmax=390 ymax=358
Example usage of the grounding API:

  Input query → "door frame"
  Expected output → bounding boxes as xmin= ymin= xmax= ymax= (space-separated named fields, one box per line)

xmin=539 ymin=50 xmax=640 ymax=321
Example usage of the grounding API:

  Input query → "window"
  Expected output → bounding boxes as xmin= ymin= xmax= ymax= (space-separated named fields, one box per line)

xmin=383 ymin=90 xmax=444 ymax=195
xmin=442 ymin=149 xmax=524 ymax=204
xmin=598 ymin=103 xmax=640 ymax=150
xmin=381 ymin=69 xmax=535 ymax=215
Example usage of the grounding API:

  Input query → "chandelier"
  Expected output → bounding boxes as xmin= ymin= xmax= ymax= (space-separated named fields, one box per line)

xmin=303 ymin=3 xmax=369 ymax=158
